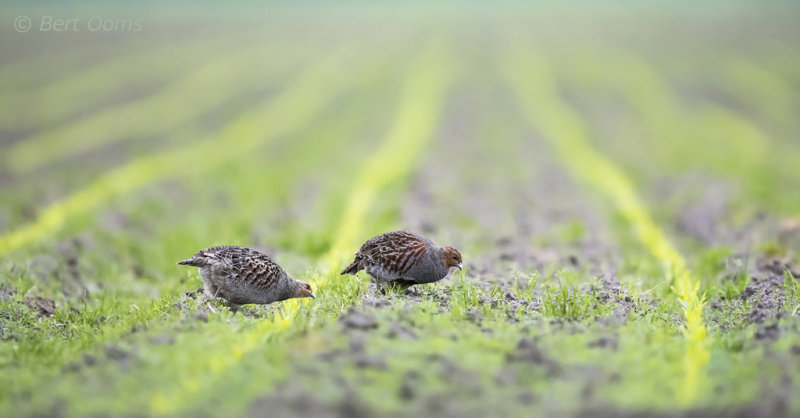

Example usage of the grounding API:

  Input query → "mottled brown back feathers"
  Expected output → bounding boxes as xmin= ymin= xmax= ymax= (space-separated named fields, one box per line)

xmin=341 ymin=231 xmax=433 ymax=277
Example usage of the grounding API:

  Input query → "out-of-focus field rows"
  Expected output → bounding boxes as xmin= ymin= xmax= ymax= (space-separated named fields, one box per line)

xmin=1 ymin=4 xmax=799 ymax=417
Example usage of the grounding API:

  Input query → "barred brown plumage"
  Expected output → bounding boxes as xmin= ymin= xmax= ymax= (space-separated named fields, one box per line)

xmin=340 ymin=231 xmax=462 ymax=291
xmin=178 ymin=245 xmax=314 ymax=309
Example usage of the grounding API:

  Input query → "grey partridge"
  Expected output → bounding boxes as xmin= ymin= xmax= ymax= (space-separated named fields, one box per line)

xmin=341 ymin=231 xmax=462 ymax=291
xmin=178 ymin=245 xmax=314 ymax=309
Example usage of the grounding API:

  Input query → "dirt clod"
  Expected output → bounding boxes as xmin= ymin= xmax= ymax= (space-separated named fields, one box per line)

xmin=361 ymin=296 xmax=391 ymax=309
xmin=399 ymin=380 xmax=415 ymax=400
xmin=349 ymin=335 xmax=366 ymax=353
xmin=588 ymin=336 xmax=618 ymax=350
xmin=741 ymin=267 xmax=786 ymax=324
xmin=465 ymin=307 xmax=483 ymax=323
xmin=354 ymin=354 xmax=386 ymax=370
xmin=0 ymin=284 xmax=16 ymax=301
xmin=24 ymin=296 xmax=55 ymax=317
xmin=194 ymin=311 xmax=209 ymax=323
xmin=399 ymin=371 xmax=419 ymax=400
xmin=506 ymin=338 xmax=559 ymax=375
xmin=387 ymin=321 xmax=417 ymax=340
xmin=82 ymin=354 xmax=97 ymax=367
xmin=755 ymin=323 xmax=780 ymax=341
xmin=340 ymin=308 xmax=378 ymax=330
xmin=104 ymin=344 xmax=129 ymax=361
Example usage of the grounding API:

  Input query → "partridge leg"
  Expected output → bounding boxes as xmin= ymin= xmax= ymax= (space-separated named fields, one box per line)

xmin=205 ymin=287 xmax=221 ymax=313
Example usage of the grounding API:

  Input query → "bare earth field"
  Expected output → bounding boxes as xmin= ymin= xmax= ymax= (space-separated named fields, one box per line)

xmin=1 ymin=3 xmax=799 ymax=417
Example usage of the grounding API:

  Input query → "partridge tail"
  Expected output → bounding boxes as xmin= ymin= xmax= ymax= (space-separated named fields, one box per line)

xmin=340 ymin=259 xmax=363 ymax=275
xmin=177 ymin=253 xmax=210 ymax=267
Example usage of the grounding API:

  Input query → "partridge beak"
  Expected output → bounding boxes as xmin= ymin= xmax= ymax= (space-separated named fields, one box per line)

xmin=457 ymin=263 xmax=463 ymax=270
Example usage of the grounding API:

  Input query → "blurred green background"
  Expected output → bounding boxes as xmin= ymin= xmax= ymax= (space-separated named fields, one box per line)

xmin=1 ymin=2 xmax=799 ymax=417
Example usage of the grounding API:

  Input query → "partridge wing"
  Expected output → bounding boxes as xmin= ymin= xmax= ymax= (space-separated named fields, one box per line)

xmin=207 ymin=246 xmax=284 ymax=290
xmin=361 ymin=231 xmax=430 ymax=276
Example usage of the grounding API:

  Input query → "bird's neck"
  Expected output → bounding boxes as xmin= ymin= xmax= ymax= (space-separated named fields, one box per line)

xmin=431 ymin=247 xmax=450 ymax=278
xmin=278 ymin=275 xmax=298 ymax=301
